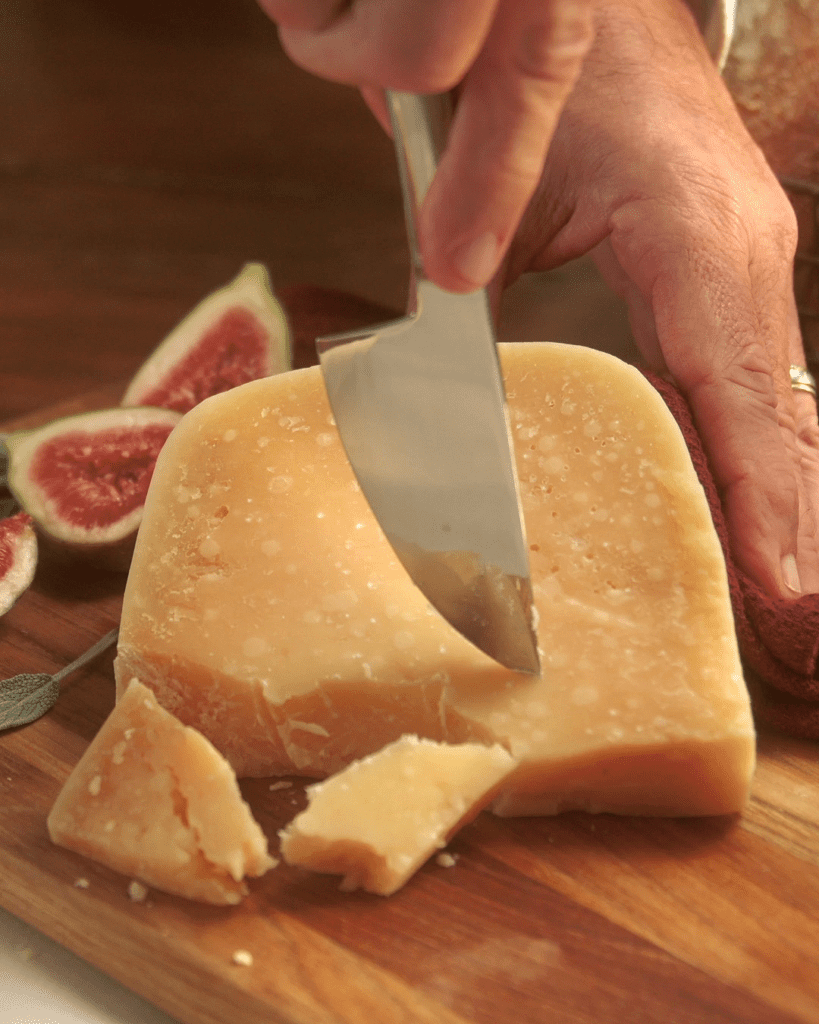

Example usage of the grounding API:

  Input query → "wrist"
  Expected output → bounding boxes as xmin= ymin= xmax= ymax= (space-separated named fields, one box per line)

xmin=586 ymin=0 xmax=714 ymax=78
xmin=588 ymin=0 xmax=732 ymax=67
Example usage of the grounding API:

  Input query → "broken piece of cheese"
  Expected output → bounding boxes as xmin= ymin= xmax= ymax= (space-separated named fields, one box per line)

xmin=280 ymin=736 xmax=514 ymax=895
xmin=47 ymin=679 xmax=276 ymax=904
xmin=115 ymin=342 xmax=755 ymax=817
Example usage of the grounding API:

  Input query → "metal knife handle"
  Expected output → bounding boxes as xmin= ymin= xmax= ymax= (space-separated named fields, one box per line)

xmin=386 ymin=91 xmax=453 ymax=283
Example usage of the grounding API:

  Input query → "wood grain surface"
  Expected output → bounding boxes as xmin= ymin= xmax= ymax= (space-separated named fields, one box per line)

xmin=3 ymin=3 xmax=819 ymax=1022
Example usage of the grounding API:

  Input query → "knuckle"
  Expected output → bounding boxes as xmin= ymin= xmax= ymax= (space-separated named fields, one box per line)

xmin=760 ymin=184 xmax=800 ymax=261
xmin=796 ymin=407 xmax=819 ymax=451
xmin=469 ymin=121 xmax=548 ymax=198
xmin=514 ymin=5 xmax=594 ymax=85
xmin=261 ymin=1 xmax=346 ymax=32
xmin=720 ymin=347 xmax=780 ymax=399
xmin=380 ymin=41 xmax=471 ymax=93
xmin=689 ymin=168 xmax=798 ymax=272
xmin=648 ymin=140 xmax=797 ymax=256
xmin=674 ymin=299 xmax=778 ymax=399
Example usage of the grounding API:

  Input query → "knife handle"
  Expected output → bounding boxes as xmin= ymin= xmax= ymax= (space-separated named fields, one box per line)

xmin=386 ymin=91 xmax=453 ymax=284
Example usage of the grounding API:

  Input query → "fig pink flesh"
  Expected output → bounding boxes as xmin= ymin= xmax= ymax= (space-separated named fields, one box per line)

xmin=0 ymin=512 xmax=33 ymax=578
xmin=136 ymin=307 xmax=270 ymax=412
xmin=30 ymin=425 xmax=175 ymax=529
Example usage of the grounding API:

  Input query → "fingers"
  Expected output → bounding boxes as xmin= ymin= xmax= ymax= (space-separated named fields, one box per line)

xmin=420 ymin=0 xmax=594 ymax=291
xmin=687 ymin=357 xmax=803 ymax=600
xmin=256 ymin=1 xmax=348 ymax=34
xmin=259 ymin=0 xmax=594 ymax=294
xmin=609 ymin=191 xmax=817 ymax=599
xmin=743 ymin=208 xmax=819 ymax=596
xmin=791 ymin=386 xmax=819 ymax=594
xmin=259 ymin=0 xmax=499 ymax=89
xmin=786 ymin=307 xmax=819 ymax=593
xmin=682 ymin=341 xmax=802 ymax=600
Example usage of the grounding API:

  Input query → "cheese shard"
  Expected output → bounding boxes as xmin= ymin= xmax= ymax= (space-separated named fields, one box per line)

xmin=115 ymin=342 xmax=755 ymax=817
xmin=47 ymin=679 xmax=276 ymax=905
xmin=279 ymin=736 xmax=515 ymax=895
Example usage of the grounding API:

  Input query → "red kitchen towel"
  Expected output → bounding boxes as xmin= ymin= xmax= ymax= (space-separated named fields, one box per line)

xmin=280 ymin=285 xmax=819 ymax=739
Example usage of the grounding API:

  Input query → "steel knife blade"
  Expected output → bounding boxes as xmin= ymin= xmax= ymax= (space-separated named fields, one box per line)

xmin=317 ymin=91 xmax=540 ymax=674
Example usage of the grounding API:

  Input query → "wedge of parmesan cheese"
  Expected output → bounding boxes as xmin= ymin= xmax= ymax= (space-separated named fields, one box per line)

xmin=47 ymin=679 xmax=276 ymax=904
xmin=114 ymin=342 xmax=755 ymax=819
xmin=279 ymin=736 xmax=515 ymax=895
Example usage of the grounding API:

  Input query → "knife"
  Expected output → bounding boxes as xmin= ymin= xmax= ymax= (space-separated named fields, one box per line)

xmin=317 ymin=91 xmax=540 ymax=675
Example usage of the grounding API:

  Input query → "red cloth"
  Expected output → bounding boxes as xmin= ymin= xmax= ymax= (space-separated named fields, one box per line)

xmin=281 ymin=285 xmax=819 ymax=739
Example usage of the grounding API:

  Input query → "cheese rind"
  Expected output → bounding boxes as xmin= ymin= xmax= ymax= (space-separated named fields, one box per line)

xmin=47 ymin=679 xmax=276 ymax=904
xmin=115 ymin=343 xmax=755 ymax=818
xmin=279 ymin=736 xmax=515 ymax=895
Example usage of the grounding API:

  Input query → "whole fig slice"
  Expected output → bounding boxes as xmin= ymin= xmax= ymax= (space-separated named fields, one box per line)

xmin=0 ymin=511 xmax=37 ymax=616
xmin=3 ymin=407 xmax=182 ymax=570
xmin=121 ymin=263 xmax=292 ymax=413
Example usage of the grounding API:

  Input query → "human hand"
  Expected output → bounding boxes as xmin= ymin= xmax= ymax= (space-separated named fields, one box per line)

xmin=501 ymin=0 xmax=819 ymax=599
xmin=257 ymin=0 xmax=594 ymax=290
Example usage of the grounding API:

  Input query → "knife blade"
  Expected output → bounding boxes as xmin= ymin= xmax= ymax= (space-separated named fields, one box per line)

xmin=317 ymin=91 xmax=540 ymax=674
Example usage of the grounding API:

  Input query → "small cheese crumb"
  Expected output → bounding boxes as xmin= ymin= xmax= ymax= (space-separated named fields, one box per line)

xmin=74 ymin=877 xmax=90 ymax=889
xmin=127 ymin=880 xmax=149 ymax=902
xmin=289 ymin=720 xmax=330 ymax=737
xmin=87 ymin=775 xmax=102 ymax=796
xmin=268 ymin=780 xmax=293 ymax=791
xmin=435 ymin=852 xmax=458 ymax=868
xmin=232 ymin=949 xmax=254 ymax=967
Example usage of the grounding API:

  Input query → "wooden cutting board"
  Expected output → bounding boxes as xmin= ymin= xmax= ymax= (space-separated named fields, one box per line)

xmin=2 ymin=381 xmax=819 ymax=1024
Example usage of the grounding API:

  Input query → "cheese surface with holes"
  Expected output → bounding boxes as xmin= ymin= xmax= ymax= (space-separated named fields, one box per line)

xmin=114 ymin=343 xmax=755 ymax=817
xmin=47 ymin=679 xmax=276 ymax=904
xmin=280 ymin=736 xmax=515 ymax=895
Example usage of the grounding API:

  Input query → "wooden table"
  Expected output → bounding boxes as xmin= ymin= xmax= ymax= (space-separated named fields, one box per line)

xmin=3 ymin=3 xmax=819 ymax=1023
xmin=1 ymin=0 xmax=405 ymax=425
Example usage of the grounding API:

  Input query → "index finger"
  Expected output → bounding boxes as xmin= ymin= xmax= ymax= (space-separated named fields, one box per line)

xmin=259 ymin=0 xmax=500 ymax=90
xmin=418 ymin=0 xmax=594 ymax=290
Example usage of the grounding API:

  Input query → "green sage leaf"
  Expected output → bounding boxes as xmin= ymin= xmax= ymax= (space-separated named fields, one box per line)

xmin=0 ymin=627 xmax=118 ymax=732
xmin=0 ymin=672 xmax=60 ymax=730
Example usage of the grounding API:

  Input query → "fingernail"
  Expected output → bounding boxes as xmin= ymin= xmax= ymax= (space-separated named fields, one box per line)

xmin=781 ymin=553 xmax=802 ymax=595
xmin=453 ymin=232 xmax=500 ymax=288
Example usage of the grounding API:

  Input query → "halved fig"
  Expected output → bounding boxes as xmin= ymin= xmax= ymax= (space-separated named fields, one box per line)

xmin=121 ymin=263 xmax=291 ymax=413
xmin=0 ymin=511 xmax=37 ymax=616
xmin=3 ymin=407 xmax=181 ymax=570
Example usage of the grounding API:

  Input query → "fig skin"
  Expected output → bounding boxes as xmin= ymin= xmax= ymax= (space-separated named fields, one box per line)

xmin=3 ymin=407 xmax=182 ymax=573
xmin=3 ymin=266 xmax=293 ymax=573
xmin=121 ymin=263 xmax=292 ymax=413
xmin=0 ymin=511 xmax=38 ymax=616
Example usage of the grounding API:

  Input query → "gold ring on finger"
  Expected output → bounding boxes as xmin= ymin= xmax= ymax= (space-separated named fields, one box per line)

xmin=790 ymin=365 xmax=817 ymax=398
